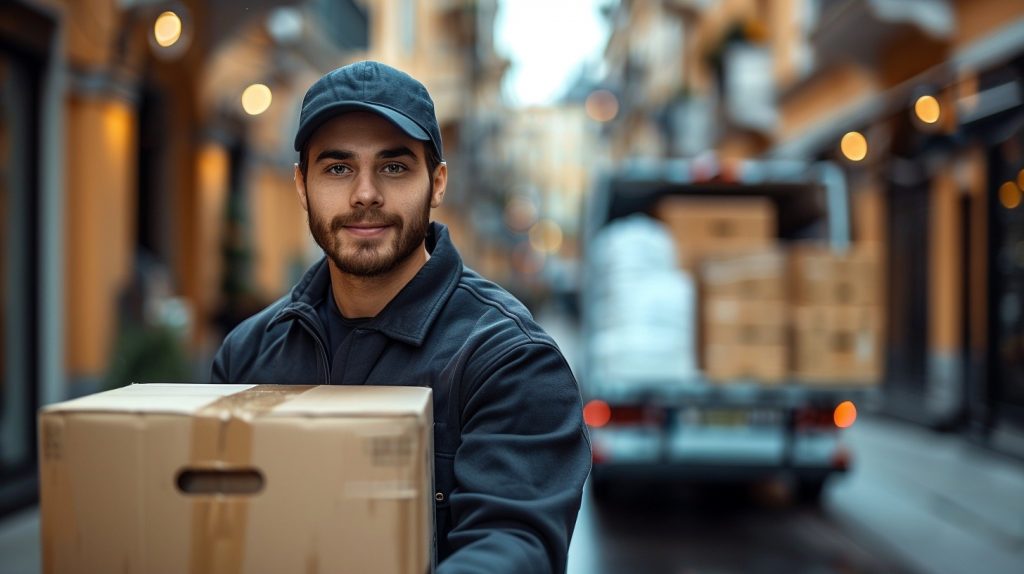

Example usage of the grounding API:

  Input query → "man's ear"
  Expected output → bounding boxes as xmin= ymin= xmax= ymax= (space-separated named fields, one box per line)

xmin=294 ymin=164 xmax=309 ymax=212
xmin=430 ymin=162 xmax=447 ymax=208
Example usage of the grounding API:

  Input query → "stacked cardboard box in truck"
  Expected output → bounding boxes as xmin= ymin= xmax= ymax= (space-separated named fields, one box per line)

xmin=700 ymin=249 xmax=788 ymax=383
xmin=654 ymin=197 xmax=776 ymax=271
xmin=39 ymin=384 xmax=434 ymax=574
xmin=654 ymin=196 xmax=781 ymax=383
xmin=790 ymin=244 xmax=883 ymax=384
xmin=793 ymin=306 xmax=882 ymax=383
xmin=653 ymin=195 xmax=884 ymax=385
xmin=790 ymin=244 xmax=879 ymax=306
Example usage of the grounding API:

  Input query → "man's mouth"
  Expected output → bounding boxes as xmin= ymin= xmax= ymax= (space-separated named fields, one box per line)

xmin=343 ymin=223 xmax=391 ymax=237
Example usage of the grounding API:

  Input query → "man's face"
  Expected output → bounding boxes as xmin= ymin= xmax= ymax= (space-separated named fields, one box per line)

xmin=295 ymin=111 xmax=446 ymax=278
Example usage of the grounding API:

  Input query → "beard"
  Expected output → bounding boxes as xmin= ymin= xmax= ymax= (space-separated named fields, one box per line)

xmin=308 ymin=188 xmax=432 ymax=278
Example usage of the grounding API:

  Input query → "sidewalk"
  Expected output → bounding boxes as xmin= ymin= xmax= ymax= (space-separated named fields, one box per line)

xmin=826 ymin=414 xmax=1024 ymax=574
xmin=0 ymin=504 xmax=39 ymax=574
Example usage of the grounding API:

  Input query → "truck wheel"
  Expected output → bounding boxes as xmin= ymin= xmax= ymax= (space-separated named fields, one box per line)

xmin=795 ymin=479 xmax=826 ymax=505
xmin=590 ymin=474 xmax=614 ymax=504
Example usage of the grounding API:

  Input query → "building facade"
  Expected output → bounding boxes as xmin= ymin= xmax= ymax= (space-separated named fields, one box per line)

xmin=0 ymin=0 xmax=506 ymax=515
xmin=597 ymin=0 xmax=1024 ymax=456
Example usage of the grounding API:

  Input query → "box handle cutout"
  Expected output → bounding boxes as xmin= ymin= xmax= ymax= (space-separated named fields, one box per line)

xmin=176 ymin=469 xmax=265 ymax=495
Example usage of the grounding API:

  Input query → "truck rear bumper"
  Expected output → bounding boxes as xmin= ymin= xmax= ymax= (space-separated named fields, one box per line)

xmin=590 ymin=460 xmax=842 ymax=484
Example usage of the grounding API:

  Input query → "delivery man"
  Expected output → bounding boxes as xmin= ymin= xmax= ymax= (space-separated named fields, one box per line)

xmin=211 ymin=61 xmax=591 ymax=573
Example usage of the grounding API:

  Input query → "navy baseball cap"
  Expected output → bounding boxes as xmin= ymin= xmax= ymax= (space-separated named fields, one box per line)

xmin=294 ymin=61 xmax=444 ymax=160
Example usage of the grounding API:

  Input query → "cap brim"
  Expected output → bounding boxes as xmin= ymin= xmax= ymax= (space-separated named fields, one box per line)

xmin=293 ymin=101 xmax=431 ymax=151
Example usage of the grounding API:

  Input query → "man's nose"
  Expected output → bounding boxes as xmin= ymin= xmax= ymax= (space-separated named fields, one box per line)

xmin=351 ymin=171 xmax=383 ymax=208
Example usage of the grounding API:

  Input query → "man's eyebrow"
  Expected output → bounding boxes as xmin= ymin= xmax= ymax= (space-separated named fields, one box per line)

xmin=315 ymin=149 xmax=354 ymax=163
xmin=378 ymin=146 xmax=418 ymax=161
xmin=314 ymin=147 xmax=419 ymax=162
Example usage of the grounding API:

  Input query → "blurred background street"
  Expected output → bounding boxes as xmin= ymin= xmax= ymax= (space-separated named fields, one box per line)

xmin=3 ymin=0 xmax=1024 ymax=572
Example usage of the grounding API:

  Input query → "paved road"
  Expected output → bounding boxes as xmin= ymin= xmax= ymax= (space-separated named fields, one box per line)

xmin=539 ymin=309 xmax=1024 ymax=574
xmin=567 ymin=478 xmax=914 ymax=574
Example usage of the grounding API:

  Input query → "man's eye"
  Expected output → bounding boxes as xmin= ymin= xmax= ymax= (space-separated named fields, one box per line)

xmin=382 ymin=163 xmax=407 ymax=174
xmin=326 ymin=164 xmax=350 ymax=175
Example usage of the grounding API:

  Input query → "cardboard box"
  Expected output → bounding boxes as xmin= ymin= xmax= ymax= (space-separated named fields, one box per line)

xmin=39 ymin=384 xmax=434 ymax=574
xmin=654 ymin=197 xmax=776 ymax=269
xmin=702 ymin=300 xmax=788 ymax=382
xmin=705 ymin=343 xmax=788 ymax=383
xmin=793 ymin=306 xmax=882 ymax=384
xmin=702 ymin=299 xmax=788 ymax=345
xmin=700 ymin=248 xmax=787 ymax=300
xmin=790 ymin=244 xmax=880 ymax=306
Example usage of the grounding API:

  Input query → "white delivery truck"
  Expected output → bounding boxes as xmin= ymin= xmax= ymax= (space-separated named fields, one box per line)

xmin=580 ymin=157 xmax=880 ymax=503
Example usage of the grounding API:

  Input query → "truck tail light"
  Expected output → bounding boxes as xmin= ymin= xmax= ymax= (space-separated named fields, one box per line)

xmin=833 ymin=401 xmax=857 ymax=428
xmin=583 ymin=400 xmax=612 ymax=428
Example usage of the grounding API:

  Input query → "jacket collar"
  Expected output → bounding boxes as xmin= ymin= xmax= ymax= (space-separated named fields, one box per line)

xmin=269 ymin=222 xmax=462 ymax=347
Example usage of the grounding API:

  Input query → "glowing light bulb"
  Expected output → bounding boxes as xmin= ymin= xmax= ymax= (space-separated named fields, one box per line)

xmin=840 ymin=131 xmax=868 ymax=162
xmin=154 ymin=11 xmax=182 ymax=48
xmin=242 ymin=84 xmax=273 ymax=116
xmin=914 ymin=95 xmax=941 ymax=124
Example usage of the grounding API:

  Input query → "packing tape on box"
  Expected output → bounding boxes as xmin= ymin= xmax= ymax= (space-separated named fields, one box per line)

xmin=188 ymin=385 xmax=315 ymax=574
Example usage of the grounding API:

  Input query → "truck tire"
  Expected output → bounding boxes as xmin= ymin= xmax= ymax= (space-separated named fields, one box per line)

xmin=590 ymin=473 xmax=613 ymax=503
xmin=795 ymin=479 xmax=827 ymax=505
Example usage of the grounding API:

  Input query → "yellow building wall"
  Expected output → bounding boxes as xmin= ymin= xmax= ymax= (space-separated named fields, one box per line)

xmin=250 ymin=168 xmax=308 ymax=298
xmin=778 ymin=63 xmax=878 ymax=142
xmin=64 ymin=97 xmax=137 ymax=377
xmin=955 ymin=0 xmax=1024 ymax=49
xmin=61 ymin=0 xmax=121 ymax=69
xmin=694 ymin=0 xmax=758 ymax=51
xmin=364 ymin=0 xmax=470 ymax=128
xmin=769 ymin=0 xmax=804 ymax=91
xmin=963 ymin=146 xmax=989 ymax=354
xmin=929 ymin=166 xmax=963 ymax=354
xmin=851 ymin=175 xmax=887 ymax=329
xmin=880 ymin=27 xmax=948 ymax=88
xmin=195 ymin=142 xmax=230 ymax=337
xmin=852 ymin=178 xmax=886 ymax=245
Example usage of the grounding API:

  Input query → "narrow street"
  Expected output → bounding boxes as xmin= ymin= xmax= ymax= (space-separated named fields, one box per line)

xmin=565 ymin=413 xmax=1024 ymax=574
xmin=539 ymin=310 xmax=1024 ymax=574
xmin=570 ymin=481 xmax=914 ymax=574
xmin=1 ymin=311 xmax=1021 ymax=574
xmin=3 ymin=411 xmax=1020 ymax=574
xmin=3 ymin=2 xmax=1024 ymax=574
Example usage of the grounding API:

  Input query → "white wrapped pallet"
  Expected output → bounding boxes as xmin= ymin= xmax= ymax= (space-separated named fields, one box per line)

xmin=585 ymin=215 xmax=700 ymax=388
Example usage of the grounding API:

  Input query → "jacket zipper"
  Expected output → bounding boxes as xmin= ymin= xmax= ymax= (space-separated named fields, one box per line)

xmin=293 ymin=313 xmax=331 ymax=384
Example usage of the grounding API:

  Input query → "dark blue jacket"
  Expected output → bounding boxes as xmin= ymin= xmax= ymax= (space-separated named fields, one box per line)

xmin=211 ymin=222 xmax=591 ymax=573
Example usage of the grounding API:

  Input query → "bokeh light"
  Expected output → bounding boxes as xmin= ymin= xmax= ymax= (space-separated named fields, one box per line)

xmin=841 ymin=131 xmax=868 ymax=162
xmin=999 ymin=181 xmax=1021 ymax=209
xmin=585 ymin=89 xmax=619 ymax=123
xmin=241 ymin=84 xmax=273 ymax=116
xmin=529 ymin=219 xmax=563 ymax=254
xmin=914 ymin=95 xmax=941 ymax=124
xmin=504 ymin=196 xmax=539 ymax=232
xmin=153 ymin=11 xmax=183 ymax=48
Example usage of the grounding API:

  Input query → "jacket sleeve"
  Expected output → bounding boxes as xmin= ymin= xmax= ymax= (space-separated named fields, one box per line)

xmin=210 ymin=333 xmax=232 ymax=383
xmin=438 ymin=341 xmax=591 ymax=574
